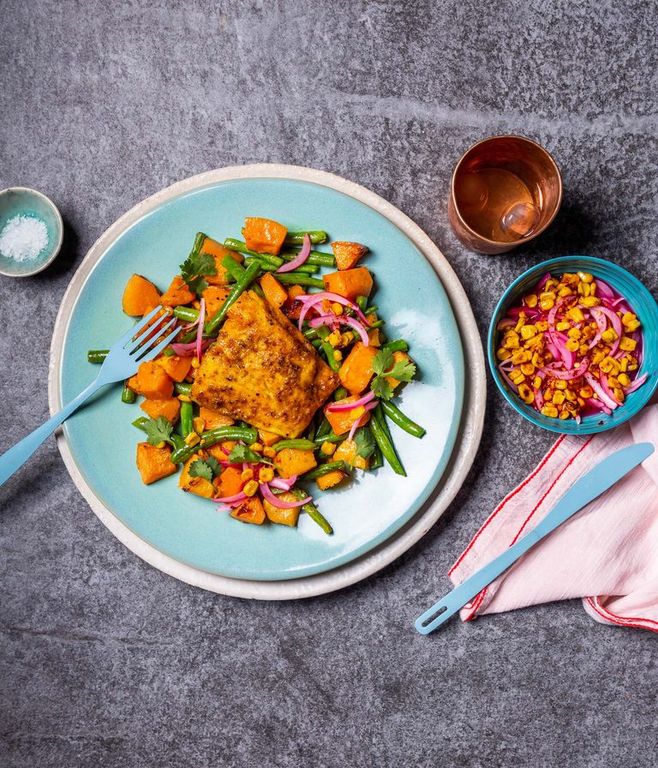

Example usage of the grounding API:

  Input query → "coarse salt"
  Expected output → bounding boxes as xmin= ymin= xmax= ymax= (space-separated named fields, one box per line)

xmin=0 ymin=215 xmax=48 ymax=261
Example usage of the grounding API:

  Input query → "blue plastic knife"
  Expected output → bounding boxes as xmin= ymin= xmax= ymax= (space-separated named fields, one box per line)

xmin=414 ymin=441 xmax=654 ymax=635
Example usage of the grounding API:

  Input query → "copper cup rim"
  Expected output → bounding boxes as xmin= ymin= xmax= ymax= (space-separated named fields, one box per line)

xmin=450 ymin=134 xmax=563 ymax=249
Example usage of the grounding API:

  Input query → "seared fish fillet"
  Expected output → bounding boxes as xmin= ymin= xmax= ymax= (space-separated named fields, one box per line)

xmin=192 ymin=290 xmax=339 ymax=438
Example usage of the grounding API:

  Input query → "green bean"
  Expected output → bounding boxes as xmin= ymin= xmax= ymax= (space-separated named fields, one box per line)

xmin=180 ymin=401 xmax=194 ymax=437
xmin=223 ymin=238 xmax=284 ymax=269
xmin=306 ymin=417 xmax=317 ymax=443
xmin=204 ymin=260 xmax=262 ymax=336
xmin=370 ymin=405 xmax=406 ymax=476
xmin=170 ymin=425 xmax=258 ymax=464
xmin=271 ymin=438 xmax=317 ymax=452
xmin=132 ymin=416 xmax=150 ymax=431
xmin=315 ymin=418 xmax=332 ymax=441
xmin=87 ymin=349 xmax=109 ymax=364
xmin=303 ymin=327 xmax=319 ymax=341
xmin=300 ymin=461 xmax=349 ymax=481
xmin=313 ymin=432 xmax=343 ymax=445
xmin=368 ymin=319 xmax=385 ymax=329
xmin=244 ymin=256 xmax=318 ymax=274
xmin=121 ymin=383 xmax=136 ymax=404
xmin=370 ymin=444 xmax=383 ymax=470
xmin=223 ymin=254 xmax=247 ymax=281
xmin=333 ymin=386 xmax=348 ymax=401
xmin=170 ymin=433 xmax=186 ymax=451
xmin=281 ymin=249 xmax=335 ymax=267
xmin=311 ymin=339 xmax=322 ymax=349
xmin=172 ymin=306 xmax=199 ymax=323
xmin=383 ymin=339 xmax=409 ymax=354
xmin=274 ymin=273 xmax=324 ymax=289
xmin=289 ymin=488 xmax=333 ymax=535
xmin=381 ymin=400 xmax=426 ymax=438
xmin=162 ymin=347 xmax=176 ymax=357
xmin=175 ymin=381 xmax=192 ymax=397
xmin=356 ymin=295 xmax=368 ymax=311
xmin=284 ymin=230 xmax=328 ymax=245
xmin=316 ymin=326 xmax=341 ymax=371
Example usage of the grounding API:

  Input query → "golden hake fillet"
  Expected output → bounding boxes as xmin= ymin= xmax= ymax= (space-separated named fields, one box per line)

xmin=192 ymin=291 xmax=339 ymax=438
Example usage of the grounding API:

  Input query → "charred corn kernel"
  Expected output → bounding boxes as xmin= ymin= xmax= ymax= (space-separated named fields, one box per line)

xmin=320 ymin=441 xmax=336 ymax=456
xmin=531 ymin=352 xmax=542 ymax=367
xmin=243 ymin=480 xmax=258 ymax=497
xmin=258 ymin=467 xmax=274 ymax=483
xmin=580 ymin=296 xmax=600 ymax=307
xmin=579 ymin=344 xmax=589 ymax=356
xmin=577 ymin=397 xmax=586 ymax=407
xmin=618 ymin=373 xmax=630 ymax=387
xmin=601 ymin=328 xmax=618 ymax=343
xmin=613 ymin=387 xmax=625 ymax=403
xmin=562 ymin=273 xmax=579 ymax=285
xmin=533 ymin=376 xmax=543 ymax=390
xmin=518 ymin=383 xmax=534 ymax=404
xmin=567 ymin=327 xmax=582 ymax=340
xmin=554 ymin=380 xmax=567 ymax=390
xmin=619 ymin=357 xmax=629 ymax=372
xmin=192 ymin=300 xmax=201 ymax=309
xmin=331 ymin=302 xmax=344 ymax=316
xmin=509 ymin=370 xmax=525 ymax=385
xmin=577 ymin=281 xmax=590 ymax=297
xmin=545 ymin=278 xmax=559 ymax=290
xmin=539 ymin=297 xmax=555 ymax=311
xmin=333 ymin=349 xmax=343 ymax=362
xmin=607 ymin=376 xmax=620 ymax=388
xmin=178 ymin=394 xmax=192 ymax=403
xmin=511 ymin=349 xmax=530 ymax=364
xmin=524 ymin=293 xmax=538 ymax=308
xmin=619 ymin=336 xmax=637 ymax=351
xmin=565 ymin=389 xmax=577 ymax=402
xmin=578 ymin=271 xmax=594 ymax=283
xmin=341 ymin=331 xmax=355 ymax=345
xmin=628 ymin=362 xmax=638 ymax=371
xmin=184 ymin=432 xmax=200 ymax=447
xmin=249 ymin=442 xmax=263 ymax=453
xmin=557 ymin=286 xmax=574 ymax=297
xmin=155 ymin=441 xmax=166 ymax=449
xmin=514 ymin=317 xmax=525 ymax=333
xmin=556 ymin=320 xmax=571 ymax=332
xmin=520 ymin=362 xmax=535 ymax=376
xmin=327 ymin=330 xmax=341 ymax=347
xmin=552 ymin=391 xmax=565 ymax=405
xmin=536 ymin=320 xmax=548 ymax=332
xmin=240 ymin=468 xmax=254 ymax=482
xmin=191 ymin=357 xmax=200 ymax=369
xmin=622 ymin=312 xmax=641 ymax=331
xmin=193 ymin=417 xmax=205 ymax=433
xmin=567 ymin=307 xmax=585 ymax=323
xmin=565 ymin=339 xmax=580 ymax=352
xmin=579 ymin=386 xmax=594 ymax=399
xmin=520 ymin=324 xmax=537 ymax=340
xmin=559 ymin=409 xmax=570 ymax=420
xmin=524 ymin=335 xmax=543 ymax=350
xmin=541 ymin=405 xmax=559 ymax=418
xmin=589 ymin=283 xmax=597 ymax=296
xmin=496 ymin=347 xmax=512 ymax=361
xmin=591 ymin=349 xmax=606 ymax=365
xmin=263 ymin=446 xmax=276 ymax=458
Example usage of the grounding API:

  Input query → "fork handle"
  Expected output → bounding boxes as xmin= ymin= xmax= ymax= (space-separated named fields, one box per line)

xmin=0 ymin=378 xmax=103 ymax=486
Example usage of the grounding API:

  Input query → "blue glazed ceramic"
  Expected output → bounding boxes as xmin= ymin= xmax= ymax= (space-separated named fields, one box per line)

xmin=58 ymin=177 xmax=465 ymax=581
xmin=0 ymin=187 xmax=63 ymax=277
xmin=488 ymin=255 xmax=658 ymax=435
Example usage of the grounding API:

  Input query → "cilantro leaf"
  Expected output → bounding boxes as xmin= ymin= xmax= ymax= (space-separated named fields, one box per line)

xmin=228 ymin=444 xmax=271 ymax=464
xmin=370 ymin=348 xmax=416 ymax=400
xmin=386 ymin=357 xmax=416 ymax=383
xmin=354 ymin=427 xmax=375 ymax=459
xmin=371 ymin=376 xmax=394 ymax=401
xmin=180 ymin=248 xmax=217 ymax=296
xmin=372 ymin=348 xmax=393 ymax=377
xmin=143 ymin=416 xmax=174 ymax=447
xmin=189 ymin=459 xmax=215 ymax=482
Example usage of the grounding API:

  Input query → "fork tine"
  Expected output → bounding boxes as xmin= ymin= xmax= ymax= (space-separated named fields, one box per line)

xmin=126 ymin=313 xmax=175 ymax=354
xmin=137 ymin=324 xmax=182 ymax=362
xmin=116 ymin=305 xmax=164 ymax=348
xmin=131 ymin=316 xmax=178 ymax=357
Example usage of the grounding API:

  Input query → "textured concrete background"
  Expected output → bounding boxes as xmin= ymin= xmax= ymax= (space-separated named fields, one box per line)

xmin=1 ymin=1 xmax=657 ymax=766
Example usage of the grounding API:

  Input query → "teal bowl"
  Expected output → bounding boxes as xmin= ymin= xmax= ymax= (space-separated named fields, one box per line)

xmin=488 ymin=256 xmax=658 ymax=434
xmin=0 ymin=187 xmax=63 ymax=277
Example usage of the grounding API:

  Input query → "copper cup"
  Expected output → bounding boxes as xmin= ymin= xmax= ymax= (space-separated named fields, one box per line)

xmin=448 ymin=135 xmax=562 ymax=255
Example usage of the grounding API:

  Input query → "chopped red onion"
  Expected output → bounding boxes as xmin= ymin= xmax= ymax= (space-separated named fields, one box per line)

xmin=327 ymin=390 xmax=376 ymax=412
xmin=277 ymin=233 xmax=311 ymax=273
xmin=260 ymin=483 xmax=311 ymax=508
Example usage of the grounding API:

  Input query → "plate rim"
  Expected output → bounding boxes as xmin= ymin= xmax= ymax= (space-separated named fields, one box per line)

xmin=48 ymin=163 xmax=486 ymax=600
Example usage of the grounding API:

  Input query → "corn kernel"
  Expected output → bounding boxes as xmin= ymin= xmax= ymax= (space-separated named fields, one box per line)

xmin=333 ymin=349 xmax=343 ymax=361
xmin=243 ymin=480 xmax=258 ymax=497
xmin=533 ymin=376 xmax=543 ymax=390
xmin=496 ymin=348 xmax=511 ymax=361
xmin=607 ymin=376 xmax=620 ymax=388
xmin=518 ymin=383 xmax=534 ymax=404
xmin=628 ymin=362 xmax=638 ymax=371
xmin=577 ymin=282 xmax=590 ymax=297
xmin=509 ymin=370 xmax=525 ymax=385
xmin=579 ymin=344 xmax=589 ymax=356
xmin=577 ymin=397 xmax=586 ymax=407
xmin=617 ymin=373 xmax=630 ymax=387
xmin=541 ymin=405 xmax=559 ymax=418
xmin=191 ymin=357 xmax=200 ymax=369
xmin=524 ymin=293 xmax=538 ymax=308
xmin=580 ymin=296 xmax=600 ymax=307
xmin=567 ymin=328 xmax=581 ymax=340
xmin=511 ymin=349 xmax=530 ymax=364
xmin=249 ymin=442 xmax=263 ymax=453
xmin=327 ymin=331 xmax=341 ymax=347
xmin=562 ymin=273 xmax=579 ymax=285
xmin=258 ymin=467 xmax=275 ymax=483
xmin=321 ymin=441 xmax=336 ymax=456
xmin=540 ymin=291 xmax=556 ymax=302
xmin=524 ymin=335 xmax=543 ymax=349
xmin=263 ymin=446 xmax=276 ymax=458
xmin=184 ymin=432 xmax=200 ymax=446
xmin=601 ymin=328 xmax=618 ymax=343
xmin=552 ymin=391 xmax=565 ymax=405
xmin=619 ymin=357 xmax=629 ymax=372
xmin=559 ymin=409 xmax=570 ymax=420
xmin=341 ymin=332 xmax=354 ymax=346
xmin=591 ymin=349 xmax=606 ymax=365
xmin=565 ymin=389 xmax=577 ymax=402
xmin=193 ymin=417 xmax=205 ymax=433
xmin=331 ymin=302 xmax=344 ymax=316
xmin=613 ymin=387 xmax=625 ymax=403
xmin=536 ymin=320 xmax=548 ymax=332
xmin=520 ymin=362 xmax=535 ymax=376
xmin=545 ymin=278 xmax=559 ymax=290
xmin=178 ymin=394 xmax=192 ymax=403
xmin=520 ymin=324 xmax=537 ymax=340
xmin=579 ymin=386 xmax=594 ymax=399
xmin=514 ymin=316 xmax=525 ymax=333
xmin=622 ymin=312 xmax=641 ymax=332
xmin=557 ymin=286 xmax=573 ymax=297
xmin=565 ymin=339 xmax=579 ymax=352
xmin=567 ymin=307 xmax=585 ymax=323
xmin=539 ymin=298 xmax=554 ymax=311
xmin=240 ymin=468 xmax=254 ymax=482
xmin=619 ymin=336 xmax=637 ymax=352
xmin=155 ymin=441 xmax=166 ymax=449
xmin=554 ymin=380 xmax=567 ymax=390
xmin=578 ymin=271 xmax=594 ymax=283
xmin=556 ymin=320 xmax=571 ymax=332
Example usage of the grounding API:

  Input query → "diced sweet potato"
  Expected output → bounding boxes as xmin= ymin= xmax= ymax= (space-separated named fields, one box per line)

xmin=333 ymin=438 xmax=357 ymax=466
xmin=367 ymin=328 xmax=382 ymax=347
xmin=199 ymin=406 xmax=234 ymax=430
xmin=161 ymin=275 xmax=196 ymax=307
xmin=199 ymin=236 xmax=243 ymax=286
xmin=207 ymin=441 xmax=235 ymax=464
xmin=140 ymin=397 xmax=181 ymax=424
xmin=157 ymin=354 xmax=193 ymax=383
xmin=331 ymin=241 xmax=369 ymax=271
xmin=122 ymin=274 xmax=161 ymax=317
xmin=322 ymin=267 xmax=373 ymax=301
xmin=202 ymin=285 xmax=231 ymax=319
xmin=260 ymin=272 xmax=288 ymax=308
xmin=258 ymin=429 xmax=281 ymax=447
xmin=386 ymin=351 xmax=413 ymax=390
xmin=179 ymin=455 xmax=215 ymax=498
xmin=263 ymin=491 xmax=301 ymax=527
xmin=242 ymin=217 xmax=288 ymax=255
xmin=274 ymin=448 xmax=317 ymax=479
xmin=338 ymin=342 xmax=378 ymax=394
xmin=287 ymin=284 xmax=305 ymax=301
xmin=230 ymin=496 xmax=266 ymax=525
xmin=215 ymin=465 xmax=243 ymax=497
xmin=132 ymin=361 xmax=174 ymax=399
xmin=316 ymin=469 xmax=346 ymax=490
xmin=324 ymin=396 xmax=371 ymax=435
xmin=136 ymin=442 xmax=177 ymax=485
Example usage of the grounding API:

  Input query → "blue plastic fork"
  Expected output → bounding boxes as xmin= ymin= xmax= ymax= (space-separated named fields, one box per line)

xmin=0 ymin=306 xmax=180 ymax=487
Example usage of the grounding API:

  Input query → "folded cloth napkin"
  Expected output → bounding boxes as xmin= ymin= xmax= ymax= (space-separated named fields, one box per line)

xmin=448 ymin=404 xmax=658 ymax=633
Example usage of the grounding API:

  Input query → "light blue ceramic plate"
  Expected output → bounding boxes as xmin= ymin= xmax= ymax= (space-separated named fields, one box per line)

xmin=57 ymin=174 xmax=465 ymax=581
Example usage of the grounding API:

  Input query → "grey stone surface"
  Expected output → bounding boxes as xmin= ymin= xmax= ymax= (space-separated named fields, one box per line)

xmin=1 ymin=1 xmax=657 ymax=766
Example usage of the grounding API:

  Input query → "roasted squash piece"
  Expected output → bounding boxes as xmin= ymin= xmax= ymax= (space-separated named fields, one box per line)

xmin=179 ymin=455 xmax=215 ymax=498
xmin=324 ymin=396 xmax=372 ymax=435
xmin=274 ymin=447 xmax=317 ymax=479
xmin=196 ymin=235 xmax=243 ymax=286
xmin=199 ymin=405 xmax=234 ymax=430
xmin=214 ymin=465 xmax=243 ymax=498
xmin=133 ymin=361 xmax=174 ymax=400
xmin=202 ymin=285 xmax=231 ymax=319
xmin=242 ymin=217 xmax=288 ymax=255
xmin=161 ymin=275 xmax=196 ymax=307
xmin=122 ymin=274 xmax=161 ymax=317
xmin=258 ymin=429 xmax=281 ymax=447
xmin=338 ymin=342 xmax=378 ymax=394
xmin=136 ymin=442 xmax=177 ymax=485
xmin=230 ymin=496 xmax=266 ymax=525
xmin=140 ymin=397 xmax=181 ymax=424
xmin=333 ymin=438 xmax=358 ymax=466
xmin=367 ymin=328 xmax=382 ymax=347
xmin=322 ymin=267 xmax=373 ymax=301
xmin=331 ymin=241 xmax=369 ymax=271
xmin=263 ymin=491 xmax=301 ymax=527
xmin=207 ymin=441 xmax=236 ymax=464
xmin=260 ymin=272 xmax=288 ymax=308
xmin=157 ymin=354 xmax=193 ymax=383
xmin=316 ymin=469 xmax=346 ymax=490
